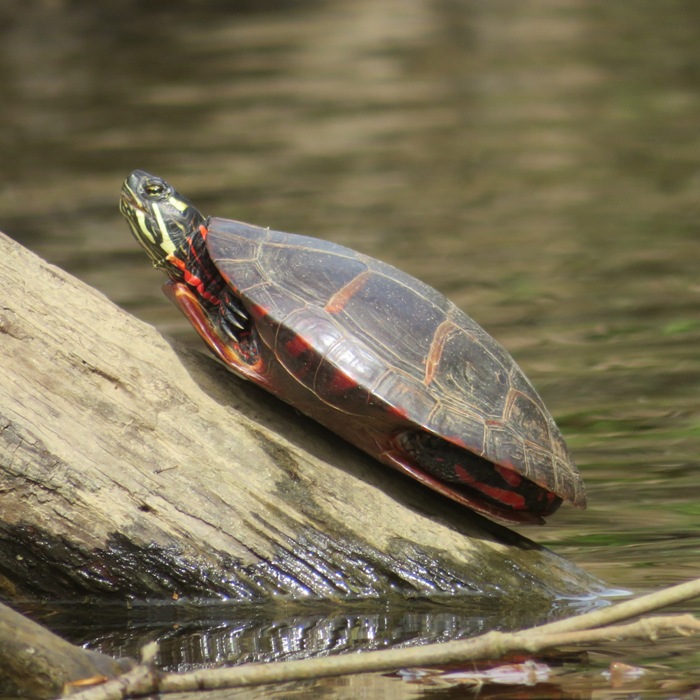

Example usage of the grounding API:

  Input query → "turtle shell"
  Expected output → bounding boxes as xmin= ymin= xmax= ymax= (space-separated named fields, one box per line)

xmin=203 ymin=217 xmax=585 ymax=517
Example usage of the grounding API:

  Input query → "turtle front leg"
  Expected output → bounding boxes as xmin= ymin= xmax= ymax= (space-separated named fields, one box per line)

xmin=162 ymin=281 xmax=267 ymax=384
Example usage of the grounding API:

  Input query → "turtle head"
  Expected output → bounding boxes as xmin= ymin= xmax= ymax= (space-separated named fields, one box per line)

xmin=120 ymin=170 xmax=206 ymax=272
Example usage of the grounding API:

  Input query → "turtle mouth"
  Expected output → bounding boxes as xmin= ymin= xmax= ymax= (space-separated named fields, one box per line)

xmin=119 ymin=187 xmax=150 ymax=242
xmin=120 ymin=185 xmax=145 ymax=215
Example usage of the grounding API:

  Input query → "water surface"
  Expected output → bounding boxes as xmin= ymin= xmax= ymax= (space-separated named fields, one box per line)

xmin=2 ymin=1 xmax=700 ymax=696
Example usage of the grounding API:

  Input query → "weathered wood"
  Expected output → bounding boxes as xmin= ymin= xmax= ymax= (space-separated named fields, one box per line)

xmin=0 ymin=601 xmax=133 ymax=698
xmin=0 ymin=230 xmax=603 ymax=606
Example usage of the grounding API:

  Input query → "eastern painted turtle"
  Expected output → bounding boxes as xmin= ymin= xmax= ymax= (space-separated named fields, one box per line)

xmin=120 ymin=170 xmax=585 ymax=524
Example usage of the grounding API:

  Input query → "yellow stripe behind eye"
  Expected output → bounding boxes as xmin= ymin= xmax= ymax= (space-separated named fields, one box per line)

xmin=153 ymin=204 xmax=177 ymax=256
xmin=170 ymin=196 xmax=190 ymax=213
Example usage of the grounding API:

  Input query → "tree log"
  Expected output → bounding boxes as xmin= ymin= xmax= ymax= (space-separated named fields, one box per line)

xmin=0 ymin=601 xmax=133 ymax=699
xmin=0 ymin=231 xmax=602 ymax=607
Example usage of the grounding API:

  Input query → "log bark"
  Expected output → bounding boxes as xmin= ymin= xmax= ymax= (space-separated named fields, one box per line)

xmin=0 ymin=230 xmax=602 ymax=606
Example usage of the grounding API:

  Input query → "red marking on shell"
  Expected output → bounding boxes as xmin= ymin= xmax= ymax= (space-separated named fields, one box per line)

xmin=388 ymin=404 xmax=410 ymax=420
xmin=455 ymin=465 xmax=527 ymax=511
xmin=325 ymin=370 xmax=358 ymax=394
xmin=199 ymin=224 xmax=209 ymax=239
xmin=285 ymin=335 xmax=310 ymax=358
xmin=247 ymin=302 xmax=268 ymax=318
xmin=424 ymin=320 xmax=457 ymax=386
xmin=445 ymin=434 xmax=468 ymax=450
xmin=324 ymin=271 xmax=372 ymax=314
xmin=543 ymin=491 xmax=558 ymax=507
xmin=495 ymin=465 xmax=523 ymax=487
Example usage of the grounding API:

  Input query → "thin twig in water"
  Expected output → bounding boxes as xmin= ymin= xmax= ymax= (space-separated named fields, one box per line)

xmin=63 ymin=577 xmax=700 ymax=700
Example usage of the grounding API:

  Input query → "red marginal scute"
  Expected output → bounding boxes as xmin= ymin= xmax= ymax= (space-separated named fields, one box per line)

xmin=199 ymin=224 xmax=209 ymax=239
xmin=248 ymin=302 xmax=268 ymax=319
xmin=285 ymin=335 xmax=310 ymax=358
xmin=325 ymin=370 xmax=357 ymax=394
xmin=388 ymin=404 xmax=410 ymax=420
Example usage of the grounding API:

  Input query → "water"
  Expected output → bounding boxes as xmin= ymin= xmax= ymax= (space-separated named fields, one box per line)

xmin=2 ymin=1 xmax=700 ymax=696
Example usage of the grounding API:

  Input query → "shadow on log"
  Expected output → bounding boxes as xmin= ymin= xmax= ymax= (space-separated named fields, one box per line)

xmin=0 ymin=231 xmax=604 ymax=610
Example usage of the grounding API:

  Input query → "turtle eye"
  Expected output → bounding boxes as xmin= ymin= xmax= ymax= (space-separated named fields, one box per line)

xmin=143 ymin=180 xmax=168 ymax=198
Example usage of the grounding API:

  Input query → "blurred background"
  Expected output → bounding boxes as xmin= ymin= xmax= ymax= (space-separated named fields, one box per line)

xmin=1 ymin=0 xmax=699 ymax=621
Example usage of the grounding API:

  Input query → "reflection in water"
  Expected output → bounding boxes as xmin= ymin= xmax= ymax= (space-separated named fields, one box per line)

xmin=28 ymin=595 xmax=604 ymax=671
xmin=1 ymin=0 xmax=700 ymax=689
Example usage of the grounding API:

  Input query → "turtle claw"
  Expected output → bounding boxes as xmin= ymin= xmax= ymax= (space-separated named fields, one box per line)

xmin=219 ymin=300 xmax=249 ymax=341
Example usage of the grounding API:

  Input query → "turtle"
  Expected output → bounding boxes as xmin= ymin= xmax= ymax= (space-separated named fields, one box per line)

xmin=120 ymin=170 xmax=585 ymax=524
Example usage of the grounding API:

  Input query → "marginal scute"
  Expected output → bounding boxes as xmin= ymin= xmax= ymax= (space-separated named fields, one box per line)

xmin=484 ymin=424 xmax=527 ymax=474
xmin=373 ymin=372 xmax=438 ymax=426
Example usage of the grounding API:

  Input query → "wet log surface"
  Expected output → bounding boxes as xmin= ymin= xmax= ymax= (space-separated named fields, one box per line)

xmin=0 ymin=230 xmax=603 ymax=609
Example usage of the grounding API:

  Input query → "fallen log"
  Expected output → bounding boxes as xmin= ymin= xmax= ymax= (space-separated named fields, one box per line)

xmin=0 ymin=230 xmax=602 ymax=606
xmin=0 ymin=601 xmax=133 ymax=699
